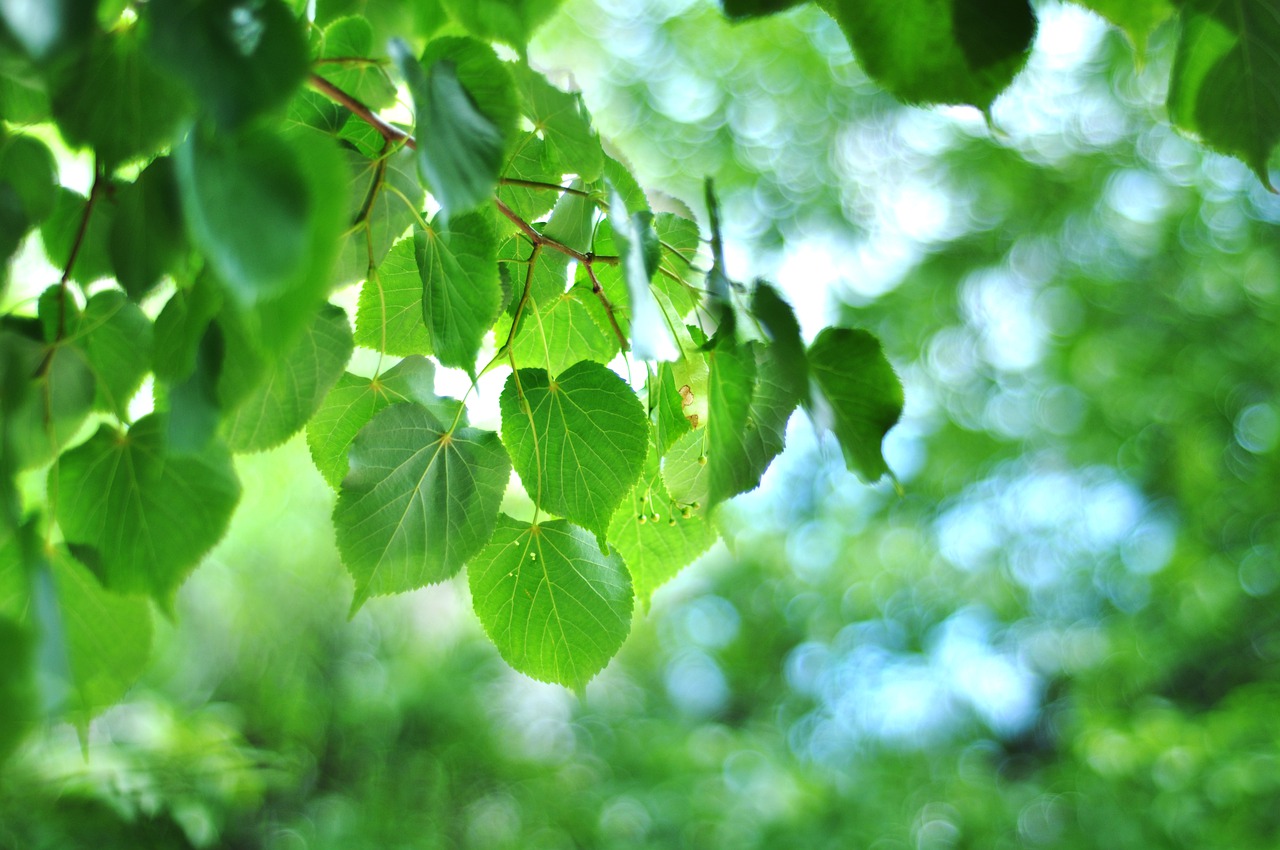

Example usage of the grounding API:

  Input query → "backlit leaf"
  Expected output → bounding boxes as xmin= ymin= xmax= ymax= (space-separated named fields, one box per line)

xmin=355 ymin=233 xmax=432 ymax=356
xmin=420 ymin=211 xmax=500 ymax=374
xmin=808 ymin=327 xmax=904 ymax=482
xmin=468 ymin=515 xmax=632 ymax=689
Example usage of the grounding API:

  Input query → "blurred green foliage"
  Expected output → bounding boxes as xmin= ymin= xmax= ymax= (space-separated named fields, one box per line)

xmin=6 ymin=0 xmax=1280 ymax=847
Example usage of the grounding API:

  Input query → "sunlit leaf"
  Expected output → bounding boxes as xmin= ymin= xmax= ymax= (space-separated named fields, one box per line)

xmin=468 ymin=515 xmax=632 ymax=689
xmin=808 ymin=327 xmax=903 ymax=483
xmin=355 ymin=233 xmax=432 ymax=356
xmin=419 ymin=211 xmax=500 ymax=374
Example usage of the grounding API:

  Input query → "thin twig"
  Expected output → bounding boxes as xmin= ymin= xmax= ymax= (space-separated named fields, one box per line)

xmin=499 ymin=177 xmax=594 ymax=198
xmin=307 ymin=73 xmax=415 ymax=150
xmin=585 ymin=263 xmax=629 ymax=352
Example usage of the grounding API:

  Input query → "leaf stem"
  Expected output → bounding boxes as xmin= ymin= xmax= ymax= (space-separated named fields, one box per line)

xmin=55 ymin=170 xmax=104 ymax=344
xmin=499 ymin=177 xmax=594 ymax=198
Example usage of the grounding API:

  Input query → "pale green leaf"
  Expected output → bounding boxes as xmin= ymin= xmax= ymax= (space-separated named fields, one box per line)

xmin=515 ymin=64 xmax=604 ymax=182
xmin=224 ymin=303 xmax=354 ymax=453
xmin=508 ymin=288 xmax=619 ymax=376
xmin=609 ymin=191 xmax=678 ymax=361
xmin=52 ymin=413 xmax=241 ymax=604
xmin=808 ymin=327 xmax=904 ymax=482
xmin=334 ymin=403 xmax=510 ymax=606
xmin=333 ymin=144 xmax=423 ymax=288
xmin=500 ymin=360 xmax=648 ymax=543
xmin=468 ymin=515 xmax=632 ymax=689
xmin=74 ymin=289 xmax=154 ymax=417
xmin=355 ymin=233 xmax=431 ymax=356
xmin=662 ymin=426 xmax=710 ymax=511
xmin=498 ymin=133 xmax=560 ymax=222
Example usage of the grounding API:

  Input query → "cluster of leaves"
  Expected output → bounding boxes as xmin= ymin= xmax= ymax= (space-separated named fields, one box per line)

xmin=729 ymin=0 xmax=1279 ymax=188
xmin=0 ymin=0 xmax=906 ymax=757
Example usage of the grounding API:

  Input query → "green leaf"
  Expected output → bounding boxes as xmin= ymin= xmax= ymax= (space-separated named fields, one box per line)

xmin=146 ymin=0 xmax=309 ymax=129
xmin=609 ymin=191 xmax=678 ymax=361
xmin=498 ymin=133 xmax=560 ymax=222
xmin=1074 ymin=0 xmax=1174 ymax=53
xmin=818 ymin=0 xmax=1037 ymax=110
xmin=333 ymin=144 xmax=423 ymax=288
xmin=109 ymin=156 xmax=186 ymax=301
xmin=720 ymin=0 xmax=806 ymax=19
xmin=306 ymin=356 xmax=453 ymax=489
xmin=52 ymin=413 xmax=240 ymax=604
xmin=315 ymin=16 xmax=397 ymax=109
xmin=74 ymin=289 xmax=154 ymax=417
xmin=808 ymin=327 xmax=904 ymax=482
xmin=706 ymin=340 xmax=756 ymax=507
xmin=440 ymin=0 xmax=564 ymax=49
xmin=0 ymin=0 xmax=96 ymax=62
xmin=1169 ymin=0 xmax=1280 ymax=188
xmin=355 ymin=233 xmax=432 ymax=356
xmin=420 ymin=211 xmax=501 ymax=374
xmin=653 ymin=361 xmax=693 ymax=456
xmin=609 ymin=452 xmax=715 ymax=606
xmin=41 ymin=186 xmax=114 ymax=285
xmin=4 ymin=332 xmax=95 ymax=471
xmin=751 ymin=281 xmax=808 ymax=404
xmin=153 ymin=275 xmax=223 ymax=384
xmin=508 ymin=287 xmax=619 ymax=376
xmin=0 ymin=617 xmax=34 ymax=767
xmin=46 ymin=550 xmax=152 ymax=727
xmin=333 ymin=403 xmax=510 ymax=607
xmin=50 ymin=25 xmax=191 ymax=168
xmin=391 ymin=38 xmax=508 ymax=215
xmin=468 ymin=515 xmax=632 ymax=690
xmin=224 ymin=303 xmax=353 ymax=453
xmin=500 ymin=360 xmax=648 ymax=543
xmin=515 ymin=64 xmax=604 ymax=183
xmin=653 ymin=213 xmax=704 ymax=317
xmin=0 ymin=133 xmax=56 ymax=226
xmin=662 ymin=427 xmax=710 ymax=510
xmin=175 ymin=125 xmax=346 ymax=348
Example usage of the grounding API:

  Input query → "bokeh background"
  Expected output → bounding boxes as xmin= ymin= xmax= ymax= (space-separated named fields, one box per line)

xmin=5 ymin=0 xmax=1280 ymax=847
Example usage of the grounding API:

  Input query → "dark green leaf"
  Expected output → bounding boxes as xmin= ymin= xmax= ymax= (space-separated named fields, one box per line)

xmin=500 ymin=360 xmax=648 ymax=543
xmin=818 ymin=0 xmax=1036 ymax=110
xmin=52 ymin=413 xmax=240 ymax=604
xmin=706 ymin=340 xmax=756 ymax=507
xmin=419 ymin=211 xmax=500 ymax=374
xmin=334 ymin=403 xmax=509 ymax=607
xmin=751 ymin=281 xmax=808 ymax=403
xmin=808 ymin=327 xmax=904 ymax=482
xmin=1169 ymin=0 xmax=1280 ymax=187
xmin=0 ymin=617 xmax=33 ymax=767
xmin=146 ymin=0 xmax=309 ymax=129
xmin=720 ymin=0 xmax=805 ymax=19
xmin=0 ymin=133 xmax=56 ymax=225
xmin=51 ymin=25 xmax=191 ymax=168
xmin=224 ymin=303 xmax=353 ymax=453
xmin=109 ymin=156 xmax=186 ymax=300
xmin=468 ymin=515 xmax=632 ymax=690
xmin=41 ymin=186 xmax=114 ymax=285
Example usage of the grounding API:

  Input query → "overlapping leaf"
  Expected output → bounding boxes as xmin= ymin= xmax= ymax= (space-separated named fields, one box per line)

xmin=52 ymin=413 xmax=240 ymax=605
xmin=808 ymin=327 xmax=904 ymax=482
xmin=419 ymin=211 xmax=500 ymax=374
xmin=334 ymin=403 xmax=509 ymax=607
xmin=468 ymin=515 xmax=632 ymax=689
xmin=355 ymin=233 xmax=431 ymax=356
xmin=500 ymin=361 xmax=648 ymax=543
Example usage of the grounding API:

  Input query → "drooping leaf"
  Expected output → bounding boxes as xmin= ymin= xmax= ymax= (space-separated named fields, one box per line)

xmin=146 ymin=0 xmax=309 ymax=129
xmin=419 ymin=211 xmax=500 ymax=374
xmin=653 ymin=361 xmax=692 ymax=456
xmin=175 ymin=124 xmax=346 ymax=348
xmin=468 ymin=515 xmax=632 ymax=690
xmin=41 ymin=186 xmax=114 ymax=285
xmin=751 ymin=281 xmax=808 ymax=403
xmin=224 ymin=303 xmax=353 ymax=453
xmin=46 ymin=550 xmax=152 ymax=727
xmin=355 ymin=233 xmax=431 ymax=356
xmin=609 ymin=191 xmax=678 ymax=361
xmin=74 ymin=289 xmax=154 ymax=416
xmin=817 ymin=0 xmax=1037 ymax=110
xmin=515 ymin=64 xmax=604 ymax=182
xmin=307 ymin=356 xmax=458 ymax=488
xmin=333 ymin=403 xmax=509 ymax=607
xmin=108 ymin=156 xmax=187 ymax=300
xmin=391 ymin=37 xmax=510 ymax=215
xmin=51 ymin=25 xmax=191 ymax=168
xmin=807 ymin=327 xmax=904 ymax=482
xmin=1168 ymin=0 xmax=1280 ymax=188
xmin=52 ymin=413 xmax=240 ymax=605
xmin=500 ymin=360 xmax=648 ymax=543
xmin=609 ymin=451 xmax=715 ymax=606
xmin=706 ymin=340 xmax=756 ymax=507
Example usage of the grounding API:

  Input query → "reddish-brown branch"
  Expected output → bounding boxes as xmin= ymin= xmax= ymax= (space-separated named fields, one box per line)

xmin=307 ymin=73 xmax=415 ymax=150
